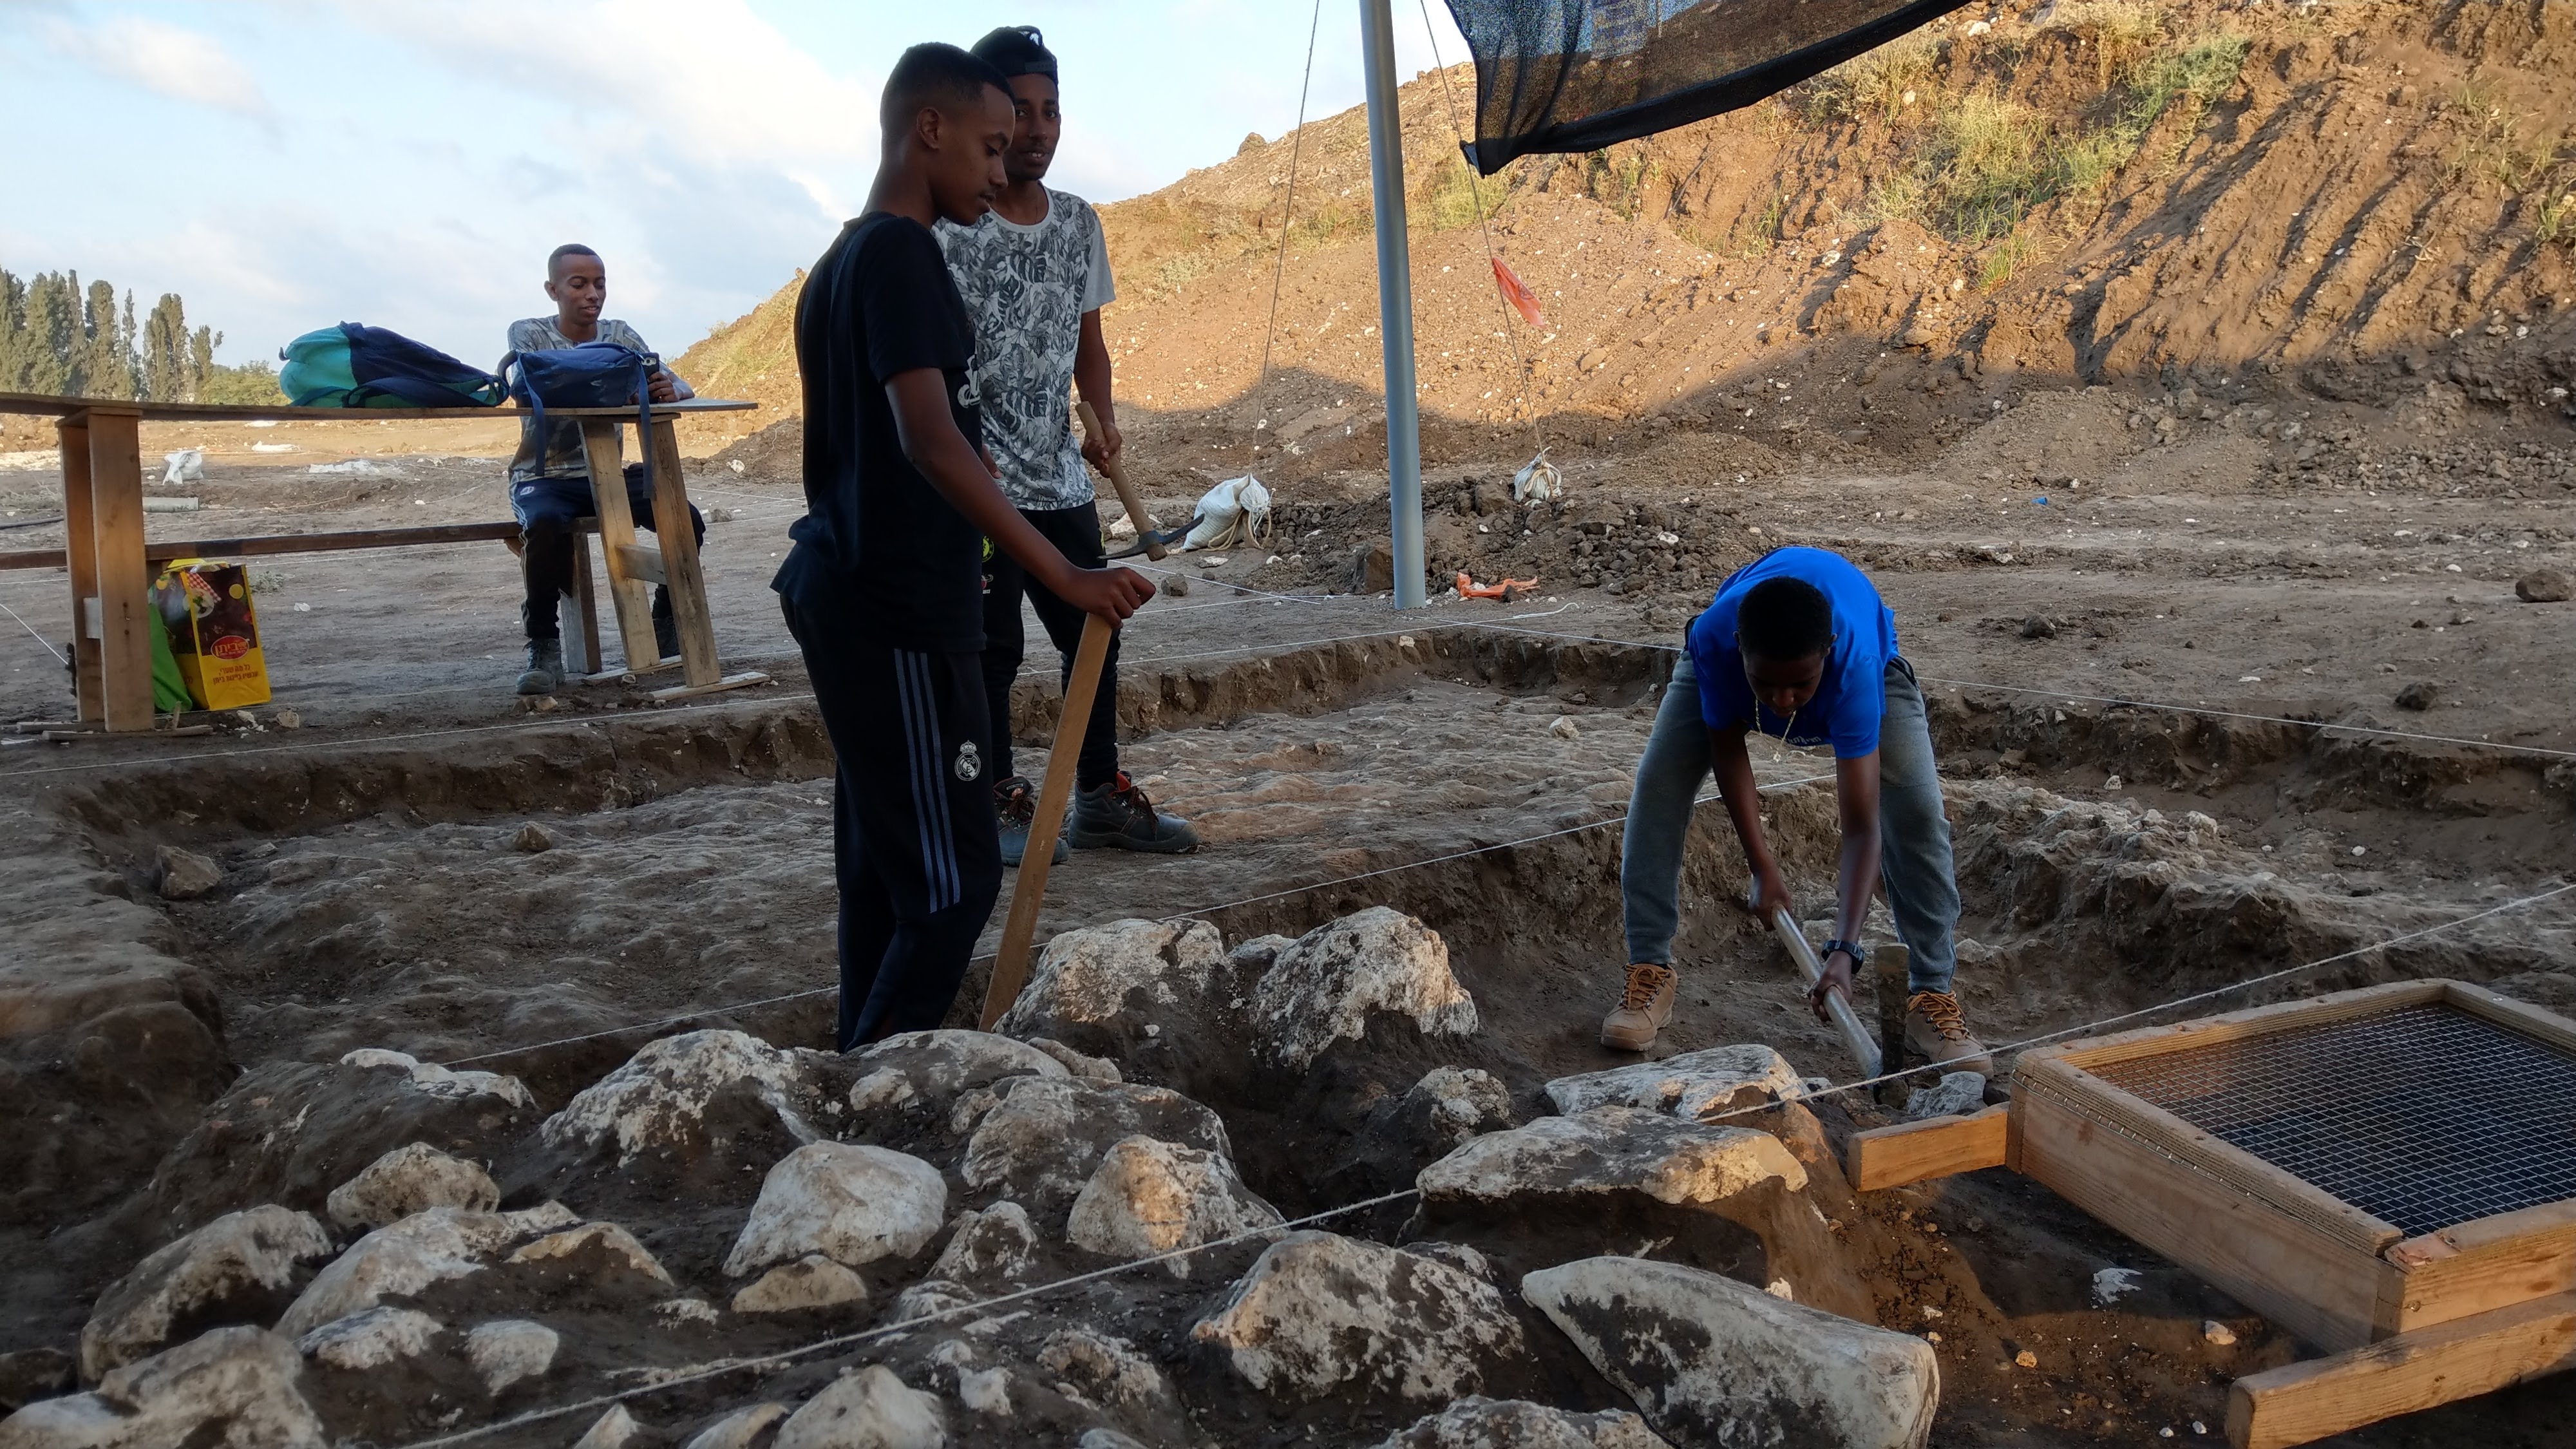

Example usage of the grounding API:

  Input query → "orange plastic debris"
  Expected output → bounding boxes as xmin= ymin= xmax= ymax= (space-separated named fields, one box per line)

xmin=1457 ymin=571 xmax=1540 ymax=600
xmin=1491 ymin=258 xmax=1547 ymax=329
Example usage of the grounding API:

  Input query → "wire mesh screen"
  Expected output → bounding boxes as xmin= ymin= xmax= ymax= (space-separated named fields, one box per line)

xmin=1444 ymin=0 xmax=1975 ymax=173
xmin=2088 ymin=1002 xmax=2576 ymax=1238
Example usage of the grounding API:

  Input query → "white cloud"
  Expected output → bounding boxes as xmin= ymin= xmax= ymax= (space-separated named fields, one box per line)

xmin=41 ymin=14 xmax=272 ymax=120
xmin=351 ymin=0 xmax=880 ymax=175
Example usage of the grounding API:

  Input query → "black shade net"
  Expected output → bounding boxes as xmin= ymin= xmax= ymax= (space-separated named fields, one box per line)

xmin=1446 ymin=0 xmax=1976 ymax=173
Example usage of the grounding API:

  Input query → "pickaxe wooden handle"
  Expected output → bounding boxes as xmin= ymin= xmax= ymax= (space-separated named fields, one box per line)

xmin=1077 ymin=400 xmax=1163 ymax=562
xmin=980 ymin=612 xmax=1115 ymax=1028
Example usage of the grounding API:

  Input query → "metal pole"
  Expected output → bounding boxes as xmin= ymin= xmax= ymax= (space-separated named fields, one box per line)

xmin=1359 ymin=0 xmax=1426 ymax=609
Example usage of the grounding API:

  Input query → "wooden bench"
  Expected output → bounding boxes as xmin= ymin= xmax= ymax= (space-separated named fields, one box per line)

xmin=2 ymin=517 xmax=627 ymax=679
xmin=0 ymin=392 xmax=766 ymax=726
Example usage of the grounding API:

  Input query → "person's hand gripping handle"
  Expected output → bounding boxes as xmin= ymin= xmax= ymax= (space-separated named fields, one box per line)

xmin=1078 ymin=400 xmax=1163 ymax=562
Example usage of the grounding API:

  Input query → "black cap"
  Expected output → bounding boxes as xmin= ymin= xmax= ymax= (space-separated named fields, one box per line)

xmin=971 ymin=25 xmax=1057 ymax=83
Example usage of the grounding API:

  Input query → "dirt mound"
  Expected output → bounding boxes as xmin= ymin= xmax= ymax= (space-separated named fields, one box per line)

xmin=670 ymin=1 xmax=2575 ymax=493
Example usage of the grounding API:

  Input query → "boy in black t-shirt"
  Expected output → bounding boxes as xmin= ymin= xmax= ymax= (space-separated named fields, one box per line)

xmin=775 ymin=42 xmax=1153 ymax=1051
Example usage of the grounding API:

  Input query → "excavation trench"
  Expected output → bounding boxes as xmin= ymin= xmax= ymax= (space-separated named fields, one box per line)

xmin=33 ymin=631 xmax=2564 ymax=1156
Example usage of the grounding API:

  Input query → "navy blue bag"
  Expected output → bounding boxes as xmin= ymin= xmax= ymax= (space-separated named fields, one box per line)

xmin=279 ymin=323 xmax=506 ymax=408
xmin=501 ymin=341 xmax=657 ymax=440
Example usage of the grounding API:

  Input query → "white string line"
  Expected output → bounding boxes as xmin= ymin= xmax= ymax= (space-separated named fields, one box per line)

xmin=1457 ymin=618 xmax=2576 ymax=763
xmin=0 ymin=595 xmax=66 ymax=664
xmin=1693 ymin=876 xmax=2576 ymax=1120
xmin=405 ymin=879 xmax=2576 ymax=1449
xmin=436 ymin=770 xmax=1837 ymax=1069
xmin=394 ymin=1187 xmax=1422 ymax=1449
xmin=1239 ymin=0 xmax=1324 ymax=475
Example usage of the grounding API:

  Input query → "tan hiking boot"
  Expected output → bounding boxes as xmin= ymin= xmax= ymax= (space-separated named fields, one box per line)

xmin=1904 ymin=990 xmax=1995 ymax=1075
xmin=1600 ymin=963 xmax=1678 ymax=1052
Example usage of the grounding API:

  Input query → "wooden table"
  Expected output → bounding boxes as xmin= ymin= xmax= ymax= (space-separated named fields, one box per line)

xmin=0 ymin=391 xmax=766 ymax=731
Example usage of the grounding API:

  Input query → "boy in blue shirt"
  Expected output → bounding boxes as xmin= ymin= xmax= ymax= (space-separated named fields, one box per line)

xmin=1602 ymin=546 xmax=1990 ymax=1073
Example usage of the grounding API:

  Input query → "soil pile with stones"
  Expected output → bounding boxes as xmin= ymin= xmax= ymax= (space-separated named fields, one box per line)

xmin=0 ymin=907 xmax=1962 ymax=1449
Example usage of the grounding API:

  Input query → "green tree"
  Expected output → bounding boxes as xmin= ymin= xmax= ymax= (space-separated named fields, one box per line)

xmin=142 ymin=292 xmax=189 ymax=402
xmin=81 ymin=278 xmax=138 ymax=401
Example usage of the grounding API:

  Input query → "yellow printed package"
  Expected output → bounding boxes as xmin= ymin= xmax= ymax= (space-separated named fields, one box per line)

xmin=153 ymin=560 xmax=270 ymax=710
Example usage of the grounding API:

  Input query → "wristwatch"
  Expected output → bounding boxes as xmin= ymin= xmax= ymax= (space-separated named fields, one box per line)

xmin=1822 ymin=939 xmax=1868 ymax=968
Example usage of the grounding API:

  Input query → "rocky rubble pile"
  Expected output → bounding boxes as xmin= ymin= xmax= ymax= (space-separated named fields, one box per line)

xmin=0 ymin=907 xmax=1947 ymax=1449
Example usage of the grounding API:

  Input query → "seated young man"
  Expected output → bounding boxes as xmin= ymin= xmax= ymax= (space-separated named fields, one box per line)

xmin=504 ymin=242 xmax=702 ymax=696
xmin=1602 ymin=545 xmax=1992 ymax=1074
xmin=937 ymin=24 xmax=1195 ymax=863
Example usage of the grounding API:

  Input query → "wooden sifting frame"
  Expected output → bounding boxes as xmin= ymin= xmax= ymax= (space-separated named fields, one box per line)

xmin=1843 ymin=978 xmax=2576 ymax=1449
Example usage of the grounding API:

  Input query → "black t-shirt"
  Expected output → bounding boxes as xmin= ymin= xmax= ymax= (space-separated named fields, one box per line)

xmin=774 ymin=213 xmax=987 ymax=652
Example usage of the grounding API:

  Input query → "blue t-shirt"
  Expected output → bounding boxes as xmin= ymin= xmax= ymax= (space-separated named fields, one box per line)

xmin=1686 ymin=547 xmax=1899 ymax=759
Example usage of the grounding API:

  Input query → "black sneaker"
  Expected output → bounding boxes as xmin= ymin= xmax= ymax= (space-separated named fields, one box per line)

xmin=516 ymin=639 xmax=564 ymax=696
xmin=994 ymin=775 xmax=1068 ymax=867
xmin=1070 ymin=772 xmax=1200 ymax=853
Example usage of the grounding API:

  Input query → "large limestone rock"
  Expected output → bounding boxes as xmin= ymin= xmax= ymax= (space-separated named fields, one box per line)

xmin=1192 ymin=1231 xmax=1530 ymax=1400
xmin=1542 ymin=1045 xmax=1801 ymax=1121
xmin=79 ymin=1206 xmax=336 ymax=1381
xmin=1065 ymin=1136 xmax=1283 ymax=1275
xmin=338 ymin=1048 xmax=535 ymax=1109
xmin=844 ymin=1030 xmax=1066 ymax=1119
xmin=685 ymin=1403 xmax=790 ymax=1449
xmin=1523 ymin=1257 xmax=1938 ymax=1449
xmin=0 ymin=1327 xmax=325 ymax=1449
xmin=1036 ymin=1328 xmax=1168 ymax=1409
xmin=138 ymin=1055 xmax=538 ymax=1235
xmin=1378 ymin=1397 xmax=1667 ymax=1449
xmin=324 ymin=1142 xmax=499 ymax=1231
xmin=542 ymin=1030 xmax=825 ymax=1165
xmin=154 ymin=847 xmax=222 ymax=902
xmin=464 ymin=1320 xmax=558 ymax=1394
xmin=276 ymin=1206 xmax=525 ymax=1338
xmin=773 ymin=1364 xmax=945 ymax=1449
xmin=994 ymin=918 xmax=1233 ymax=1035
xmin=507 ymin=1222 xmax=675 ymax=1287
xmin=1250 ymin=909 xmax=1478 ymax=1070
xmin=961 ymin=1077 xmax=1231 ymax=1222
xmin=1417 ymin=1107 xmax=1806 ymax=1209
xmin=725 ymin=1142 xmax=948 ymax=1278
xmin=732 ymin=1255 xmax=869 ymax=1314
xmin=293 ymin=1307 xmax=441 ymax=1371
xmin=926 ymin=1202 xmax=1038 ymax=1287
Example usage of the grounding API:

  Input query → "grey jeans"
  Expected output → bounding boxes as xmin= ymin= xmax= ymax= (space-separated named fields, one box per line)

xmin=1620 ymin=652 xmax=1960 ymax=994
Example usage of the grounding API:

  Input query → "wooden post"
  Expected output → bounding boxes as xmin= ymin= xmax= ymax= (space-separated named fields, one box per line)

xmin=85 ymin=409 xmax=152 ymax=731
xmin=564 ymin=531 xmax=603 ymax=677
xmin=579 ymin=420 xmax=661 ymax=674
xmin=645 ymin=417 xmax=720 ymax=687
xmin=2225 ymin=1291 xmax=2576 ymax=1449
xmin=56 ymin=416 xmax=102 ymax=721
xmin=980 ymin=612 xmax=1114 ymax=1028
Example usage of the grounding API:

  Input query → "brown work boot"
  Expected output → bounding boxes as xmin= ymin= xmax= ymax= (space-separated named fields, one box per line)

xmin=1904 ymin=990 xmax=1995 ymax=1075
xmin=1600 ymin=963 xmax=1678 ymax=1052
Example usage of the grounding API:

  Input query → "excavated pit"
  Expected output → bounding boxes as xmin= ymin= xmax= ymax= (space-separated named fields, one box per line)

xmin=6 ymin=627 xmax=2573 ymax=1444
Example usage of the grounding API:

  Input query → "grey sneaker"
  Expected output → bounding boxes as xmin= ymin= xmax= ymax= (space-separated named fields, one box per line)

xmin=1070 ymin=772 xmax=1200 ymax=853
xmin=995 ymin=775 xmax=1068 ymax=867
xmin=1904 ymin=991 xmax=1995 ymax=1076
xmin=516 ymin=639 xmax=564 ymax=696
xmin=1600 ymin=963 xmax=1677 ymax=1051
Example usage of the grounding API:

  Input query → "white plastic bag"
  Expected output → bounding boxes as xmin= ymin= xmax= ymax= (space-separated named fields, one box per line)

xmin=1182 ymin=475 xmax=1273 ymax=552
xmin=1511 ymin=448 xmax=1562 ymax=504
xmin=161 ymin=449 xmax=205 ymax=486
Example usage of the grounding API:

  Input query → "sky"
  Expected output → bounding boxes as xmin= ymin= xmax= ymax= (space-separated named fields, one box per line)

xmin=0 ymin=0 xmax=1471 ymax=370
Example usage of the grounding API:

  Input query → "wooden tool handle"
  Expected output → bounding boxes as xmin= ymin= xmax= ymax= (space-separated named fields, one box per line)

xmin=1769 ymin=906 xmax=1886 ymax=1079
xmin=1076 ymin=400 xmax=1163 ymax=562
xmin=980 ymin=612 xmax=1115 ymax=1028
